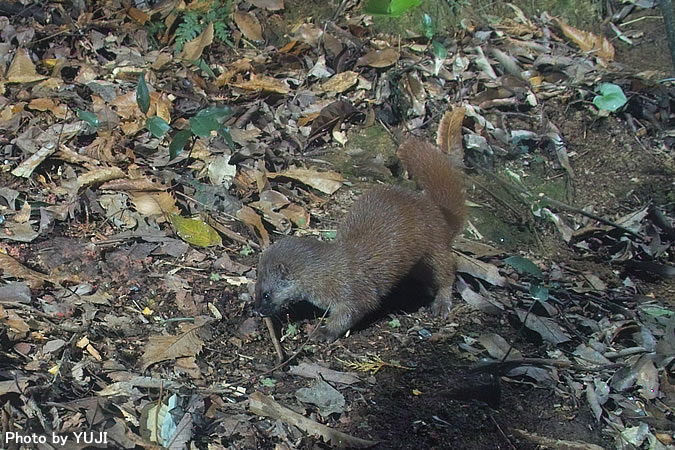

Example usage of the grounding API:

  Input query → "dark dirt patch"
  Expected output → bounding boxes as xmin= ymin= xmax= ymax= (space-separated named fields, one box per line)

xmin=614 ymin=9 xmax=674 ymax=75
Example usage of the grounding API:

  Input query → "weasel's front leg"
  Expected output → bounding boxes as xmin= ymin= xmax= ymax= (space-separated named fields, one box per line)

xmin=312 ymin=303 xmax=360 ymax=342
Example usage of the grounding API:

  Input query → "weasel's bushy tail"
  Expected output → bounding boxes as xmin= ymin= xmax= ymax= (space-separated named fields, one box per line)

xmin=397 ymin=138 xmax=466 ymax=237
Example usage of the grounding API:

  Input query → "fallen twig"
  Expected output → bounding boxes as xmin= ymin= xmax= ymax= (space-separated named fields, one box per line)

xmin=263 ymin=316 xmax=285 ymax=363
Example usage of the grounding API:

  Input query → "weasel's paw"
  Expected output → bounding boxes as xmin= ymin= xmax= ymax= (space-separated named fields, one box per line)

xmin=311 ymin=327 xmax=339 ymax=343
xmin=431 ymin=299 xmax=453 ymax=319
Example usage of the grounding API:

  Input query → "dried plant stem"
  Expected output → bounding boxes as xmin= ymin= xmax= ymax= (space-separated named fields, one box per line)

xmin=264 ymin=316 xmax=285 ymax=363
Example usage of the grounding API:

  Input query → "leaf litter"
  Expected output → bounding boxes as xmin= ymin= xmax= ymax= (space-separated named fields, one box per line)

xmin=0 ymin=0 xmax=673 ymax=449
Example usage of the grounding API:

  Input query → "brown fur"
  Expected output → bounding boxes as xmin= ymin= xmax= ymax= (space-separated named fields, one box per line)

xmin=254 ymin=138 xmax=466 ymax=341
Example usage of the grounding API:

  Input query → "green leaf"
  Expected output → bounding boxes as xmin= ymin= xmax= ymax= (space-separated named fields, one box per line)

xmin=592 ymin=83 xmax=627 ymax=112
xmin=389 ymin=0 xmax=421 ymax=16
xmin=76 ymin=109 xmax=100 ymax=128
xmin=528 ymin=283 xmax=549 ymax=301
xmin=190 ymin=116 xmax=216 ymax=138
xmin=285 ymin=324 xmax=298 ymax=337
xmin=640 ymin=306 xmax=673 ymax=318
xmin=423 ymin=14 xmax=434 ymax=40
xmin=190 ymin=106 xmax=233 ymax=138
xmin=432 ymin=40 xmax=447 ymax=76
xmin=218 ymin=126 xmax=235 ymax=150
xmin=209 ymin=272 xmax=221 ymax=281
xmin=239 ymin=245 xmax=254 ymax=256
xmin=432 ymin=40 xmax=447 ymax=59
xmin=322 ymin=230 xmax=338 ymax=240
xmin=196 ymin=58 xmax=216 ymax=78
xmin=504 ymin=255 xmax=542 ymax=278
xmin=169 ymin=214 xmax=222 ymax=247
xmin=388 ymin=318 xmax=401 ymax=328
xmin=146 ymin=116 xmax=171 ymax=138
xmin=169 ymin=129 xmax=192 ymax=160
xmin=260 ymin=377 xmax=276 ymax=387
xmin=363 ymin=0 xmax=391 ymax=14
xmin=137 ymin=72 xmax=150 ymax=115
xmin=196 ymin=106 xmax=233 ymax=123
xmin=363 ymin=0 xmax=420 ymax=16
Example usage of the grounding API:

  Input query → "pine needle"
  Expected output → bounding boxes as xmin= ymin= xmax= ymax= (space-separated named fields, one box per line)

xmin=338 ymin=355 xmax=413 ymax=375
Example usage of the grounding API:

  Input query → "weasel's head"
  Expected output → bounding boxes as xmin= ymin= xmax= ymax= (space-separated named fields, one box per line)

xmin=254 ymin=238 xmax=308 ymax=316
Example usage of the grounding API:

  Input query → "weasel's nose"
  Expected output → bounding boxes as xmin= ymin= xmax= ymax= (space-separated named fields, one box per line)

xmin=254 ymin=302 xmax=273 ymax=317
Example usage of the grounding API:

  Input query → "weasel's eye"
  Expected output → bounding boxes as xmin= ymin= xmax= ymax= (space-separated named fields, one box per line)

xmin=263 ymin=292 xmax=271 ymax=301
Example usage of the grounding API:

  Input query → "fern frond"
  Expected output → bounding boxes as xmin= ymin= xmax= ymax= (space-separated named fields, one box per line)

xmin=175 ymin=12 xmax=202 ymax=53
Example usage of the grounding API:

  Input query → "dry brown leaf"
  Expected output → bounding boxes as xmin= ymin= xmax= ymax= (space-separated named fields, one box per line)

xmin=151 ymin=52 xmax=172 ymax=70
xmin=14 ymin=201 xmax=31 ymax=223
xmin=233 ymin=11 xmax=263 ymax=42
xmin=292 ymin=23 xmax=323 ymax=47
xmin=308 ymin=100 xmax=359 ymax=143
xmin=83 ymin=135 xmax=117 ymax=163
xmin=27 ymin=98 xmax=56 ymax=111
xmin=249 ymin=0 xmax=284 ymax=10
xmin=249 ymin=190 xmax=292 ymax=233
xmin=149 ymin=92 xmax=172 ymax=123
xmin=130 ymin=192 xmax=180 ymax=218
xmin=556 ymin=18 xmax=614 ymax=62
xmin=85 ymin=343 xmax=102 ymax=361
xmin=280 ymin=203 xmax=310 ymax=229
xmin=0 ymin=378 xmax=30 ymax=395
xmin=180 ymin=21 xmax=214 ymax=60
xmin=237 ymin=205 xmax=270 ymax=247
xmin=127 ymin=7 xmax=150 ymax=24
xmin=11 ymin=144 xmax=58 ymax=178
xmin=0 ymin=305 xmax=31 ymax=338
xmin=0 ymin=253 xmax=52 ymax=289
xmin=110 ymin=91 xmax=141 ymax=120
xmin=230 ymin=75 xmax=290 ymax=94
xmin=269 ymin=167 xmax=343 ymax=195
xmin=139 ymin=318 xmax=211 ymax=371
xmin=99 ymin=177 xmax=167 ymax=191
xmin=319 ymin=71 xmax=359 ymax=94
xmin=176 ymin=356 xmax=201 ymax=378
xmin=249 ymin=392 xmax=378 ymax=448
xmin=6 ymin=48 xmax=47 ymax=84
xmin=495 ymin=18 xmax=541 ymax=38
xmin=215 ymin=58 xmax=253 ymax=86
xmin=513 ymin=429 xmax=605 ymax=450
xmin=356 ymin=48 xmax=399 ymax=68
xmin=437 ymin=106 xmax=465 ymax=160
xmin=298 ymin=111 xmax=321 ymax=127
xmin=77 ymin=167 xmax=126 ymax=188
xmin=455 ymin=252 xmax=508 ymax=287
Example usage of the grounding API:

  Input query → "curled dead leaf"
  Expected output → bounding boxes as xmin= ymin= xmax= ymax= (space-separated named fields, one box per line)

xmin=437 ymin=107 xmax=465 ymax=159
xmin=6 ymin=48 xmax=47 ymax=84
xmin=237 ymin=205 xmax=270 ymax=247
xmin=269 ymin=167 xmax=343 ymax=195
xmin=179 ymin=22 xmax=214 ymax=60
xmin=234 ymin=11 xmax=263 ymax=42
xmin=556 ymin=18 xmax=614 ymax=62
xmin=139 ymin=317 xmax=212 ymax=371
xmin=249 ymin=392 xmax=378 ymax=448
xmin=319 ymin=71 xmax=359 ymax=94
xmin=77 ymin=167 xmax=126 ymax=188
xmin=0 ymin=253 xmax=53 ymax=289
xmin=230 ymin=75 xmax=290 ymax=95
xmin=356 ymin=48 xmax=400 ymax=68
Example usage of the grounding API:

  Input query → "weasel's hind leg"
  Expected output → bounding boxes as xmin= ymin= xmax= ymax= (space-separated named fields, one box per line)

xmin=426 ymin=250 xmax=458 ymax=319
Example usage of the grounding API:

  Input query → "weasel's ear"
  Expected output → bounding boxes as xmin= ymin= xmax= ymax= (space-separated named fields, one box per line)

xmin=276 ymin=262 xmax=289 ymax=279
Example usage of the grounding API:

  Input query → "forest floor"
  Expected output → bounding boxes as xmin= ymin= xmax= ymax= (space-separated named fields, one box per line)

xmin=0 ymin=1 xmax=673 ymax=449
